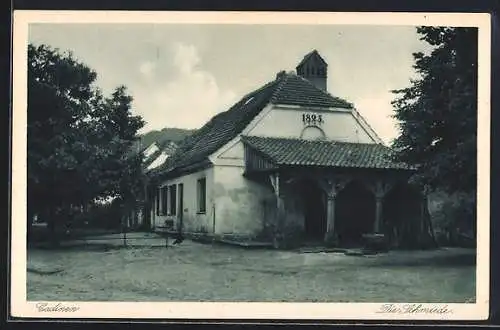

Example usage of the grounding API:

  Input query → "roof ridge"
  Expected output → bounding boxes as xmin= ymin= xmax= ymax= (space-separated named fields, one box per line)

xmin=333 ymin=140 xmax=388 ymax=147
xmin=244 ymin=136 xmax=335 ymax=148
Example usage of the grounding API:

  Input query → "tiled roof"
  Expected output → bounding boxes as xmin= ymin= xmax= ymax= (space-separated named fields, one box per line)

xmin=150 ymin=79 xmax=281 ymax=179
xmin=241 ymin=136 xmax=414 ymax=170
xmin=150 ymin=73 xmax=355 ymax=180
xmin=271 ymin=74 xmax=352 ymax=108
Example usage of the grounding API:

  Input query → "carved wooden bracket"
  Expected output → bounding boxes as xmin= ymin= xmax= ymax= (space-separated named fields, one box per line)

xmin=317 ymin=176 xmax=351 ymax=199
xmin=269 ymin=172 xmax=283 ymax=198
xmin=365 ymin=180 xmax=393 ymax=200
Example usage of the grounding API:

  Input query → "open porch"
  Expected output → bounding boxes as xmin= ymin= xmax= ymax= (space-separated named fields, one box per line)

xmin=241 ymin=136 xmax=434 ymax=249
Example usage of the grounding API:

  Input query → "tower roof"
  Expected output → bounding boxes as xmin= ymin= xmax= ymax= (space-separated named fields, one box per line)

xmin=296 ymin=49 xmax=328 ymax=69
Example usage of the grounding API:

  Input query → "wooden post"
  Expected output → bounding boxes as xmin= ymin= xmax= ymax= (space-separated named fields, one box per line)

xmin=269 ymin=172 xmax=285 ymax=248
xmin=318 ymin=177 xmax=349 ymax=244
xmin=366 ymin=180 xmax=392 ymax=234
xmin=276 ymin=195 xmax=285 ymax=243
xmin=325 ymin=195 xmax=336 ymax=241
xmin=374 ymin=196 xmax=383 ymax=233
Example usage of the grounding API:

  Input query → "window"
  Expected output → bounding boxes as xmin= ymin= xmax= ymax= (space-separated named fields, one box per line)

xmin=160 ymin=186 xmax=169 ymax=215
xmin=169 ymin=184 xmax=177 ymax=215
xmin=156 ymin=188 xmax=161 ymax=215
xmin=197 ymin=178 xmax=207 ymax=213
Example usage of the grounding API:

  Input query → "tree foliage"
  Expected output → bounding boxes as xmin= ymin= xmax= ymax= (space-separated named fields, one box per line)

xmin=391 ymin=27 xmax=478 ymax=194
xmin=27 ymin=44 xmax=145 ymax=233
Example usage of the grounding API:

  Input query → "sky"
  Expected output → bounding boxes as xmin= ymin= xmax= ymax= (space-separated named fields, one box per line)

xmin=28 ymin=23 xmax=432 ymax=144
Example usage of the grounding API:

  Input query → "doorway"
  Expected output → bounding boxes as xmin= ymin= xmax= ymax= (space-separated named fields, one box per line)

xmin=335 ymin=181 xmax=376 ymax=247
xmin=177 ymin=183 xmax=184 ymax=234
xmin=299 ymin=179 xmax=327 ymax=241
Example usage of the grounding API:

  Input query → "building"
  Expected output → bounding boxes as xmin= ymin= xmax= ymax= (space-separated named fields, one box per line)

xmin=143 ymin=140 xmax=178 ymax=173
xmin=125 ymin=140 xmax=179 ymax=230
xmin=147 ymin=50 xmax=432 ymax=248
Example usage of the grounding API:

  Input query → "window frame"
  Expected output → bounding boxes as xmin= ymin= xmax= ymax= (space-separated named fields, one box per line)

xmin=197 ymin=177 xmax=207 ymax=214
xmin=169 ymin=184 xmax=177 ymax=216
xmin=160 ymin=185 xmax=169 ymax=216
xmin=156 ymin=187 xmax=161 ymax=216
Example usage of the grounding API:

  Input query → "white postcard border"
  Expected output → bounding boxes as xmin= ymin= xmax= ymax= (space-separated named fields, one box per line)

xmin=11 ymin=11 xmax=491 ymax=321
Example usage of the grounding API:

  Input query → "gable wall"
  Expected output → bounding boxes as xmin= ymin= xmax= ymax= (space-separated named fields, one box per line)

xmin=212 ymin=104 xmax=378 ymax=167
xmin=247 ymin=105 xmax=376 ymax=143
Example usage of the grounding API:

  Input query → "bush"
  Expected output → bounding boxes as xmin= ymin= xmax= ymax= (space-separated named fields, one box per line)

xmin=429 ymin=191 xmax=476 ymax=247
xmin=79 ymin=202 xmax=123 ymax=229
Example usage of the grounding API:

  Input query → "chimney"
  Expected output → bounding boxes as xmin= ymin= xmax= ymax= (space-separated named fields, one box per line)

xmin=276 ymin=70 xmax=287 ymax=80
xmin=296 ymin=50 xmax=328 ymax=92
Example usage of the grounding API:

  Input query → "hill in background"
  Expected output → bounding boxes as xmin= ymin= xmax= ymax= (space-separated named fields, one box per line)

xmin=134 ymin=127 xmax=196 ymax=152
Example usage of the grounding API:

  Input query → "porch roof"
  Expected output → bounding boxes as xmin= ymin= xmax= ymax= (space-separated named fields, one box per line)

xmin=241 ymin=136 xmax=415 ymax=172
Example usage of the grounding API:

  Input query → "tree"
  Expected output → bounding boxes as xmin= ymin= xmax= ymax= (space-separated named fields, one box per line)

xmin=28 ymin=44 xmax=97 ymax=236
xmin=391 ymin=27 xmax=478 ymax=194
xmin=99 ymin=86 xmax=146 ymax=227
xmin=28 ymin=44 xmax=145 ymax=243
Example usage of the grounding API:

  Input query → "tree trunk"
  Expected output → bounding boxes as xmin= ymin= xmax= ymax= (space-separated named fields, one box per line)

xmin=424 ymin=204 xmax=437 ymax=247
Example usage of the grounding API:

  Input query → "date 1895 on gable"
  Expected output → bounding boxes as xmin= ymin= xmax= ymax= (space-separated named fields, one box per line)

xmin=302 ymin=113 xmax=324 ymax=126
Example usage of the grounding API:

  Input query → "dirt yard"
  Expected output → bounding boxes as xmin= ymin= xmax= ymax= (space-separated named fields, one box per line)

xmin=27 ymin=235 xmax=476 ymax=302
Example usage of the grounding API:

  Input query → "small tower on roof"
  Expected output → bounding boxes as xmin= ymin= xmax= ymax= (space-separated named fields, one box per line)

xmin=296 ymin=49 xmax=328 ymax=92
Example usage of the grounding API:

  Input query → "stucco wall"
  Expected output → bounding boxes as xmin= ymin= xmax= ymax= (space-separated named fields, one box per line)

xmin=212 ymin=165 xmax=275 ymax=238
xmin=153 ymin=167 xmax=214 ymax=234
xmin=211 ymin=165 xmax=310 ymax=241
xmin=246 ymin=107 xmax=376 ymax=143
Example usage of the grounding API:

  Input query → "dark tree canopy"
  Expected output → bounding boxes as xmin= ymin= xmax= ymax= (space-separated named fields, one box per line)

xmin=391 ymin=27 xmax=478 ymax=194
xmin=28 ymin=44 xmax=145 ymax=232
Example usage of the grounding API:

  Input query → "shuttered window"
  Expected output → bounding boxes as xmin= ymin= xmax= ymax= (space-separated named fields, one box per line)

xmin=156 ymin=188 xmax=161 ymax=215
